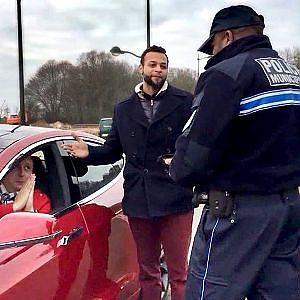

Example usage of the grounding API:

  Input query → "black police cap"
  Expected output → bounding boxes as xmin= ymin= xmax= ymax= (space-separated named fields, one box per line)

xmin=198 ymin=5 xmax=265 ymax=55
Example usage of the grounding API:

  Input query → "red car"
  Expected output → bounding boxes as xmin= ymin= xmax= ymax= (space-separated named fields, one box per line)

xmin=0 ymin=125 xmax=168 ymax=299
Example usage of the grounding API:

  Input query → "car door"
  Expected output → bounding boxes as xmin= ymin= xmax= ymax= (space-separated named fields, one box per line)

xmin=0 ymin=140 xmax=91 ymax=300
xmin=60 ymin=137 xmax=140 ymax=299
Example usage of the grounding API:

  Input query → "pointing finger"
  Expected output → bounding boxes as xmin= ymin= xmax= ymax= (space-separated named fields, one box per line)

xmin=71 ymin=132 xmax=82 ymax=142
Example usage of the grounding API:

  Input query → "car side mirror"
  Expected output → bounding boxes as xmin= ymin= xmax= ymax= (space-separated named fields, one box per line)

xmin=0 ymin=212 xmax=62 ymax=250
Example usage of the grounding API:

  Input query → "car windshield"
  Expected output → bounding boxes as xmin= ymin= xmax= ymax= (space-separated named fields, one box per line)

xmin=100 ymin=119 xmax=112 ymax=126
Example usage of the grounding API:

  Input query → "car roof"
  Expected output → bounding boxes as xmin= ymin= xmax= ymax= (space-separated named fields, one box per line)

xmin=0 ymin=124 xmax=96 ymax=153
xmin=100 ymin=117 xmax=112 ymax=121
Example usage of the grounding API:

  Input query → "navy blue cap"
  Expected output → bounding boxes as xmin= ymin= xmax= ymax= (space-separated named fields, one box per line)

xmin=198 ymin=5 xmax=265 ymax=55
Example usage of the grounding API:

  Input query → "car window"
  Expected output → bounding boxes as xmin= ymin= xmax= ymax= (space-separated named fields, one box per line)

xmin=0 ymin=143 xmax=69 ymax=216
xmin=31 ymin=150 xmax=49 ymax=194
xmin=29 ymin=145 xmax=71 ymax=213
xmin=3 ymin=148 xmax=50 ymax=196
xmin=70 ymin=142 xmax=124 ymax=199
xmin=76 ymin=158 xmax=123 ymax=199
xmin=99 ymin=118 xmax=113 ymax=138
xmin=100 ymin=119 xmax=112 ymax=127
xmin=32 ymin=150 xmax=45 ymax=160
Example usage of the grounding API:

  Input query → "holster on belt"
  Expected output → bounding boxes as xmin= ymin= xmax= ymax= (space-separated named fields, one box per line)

xmin=192 ymin=186 xmax=209 ymax=207
xmin=208 ymin=190 xmax=233 ymax=218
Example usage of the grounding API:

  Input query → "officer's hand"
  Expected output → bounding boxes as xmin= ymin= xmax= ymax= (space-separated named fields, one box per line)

xmin=157 ymin=154 xmax=173 ymax=166
xmin=13 ymin=174 xmax=35 ymax=212
xmin=163 ymin=157 xmax=173 ymax=165
xmin=62 ymin=132 xmax=89 ymax=158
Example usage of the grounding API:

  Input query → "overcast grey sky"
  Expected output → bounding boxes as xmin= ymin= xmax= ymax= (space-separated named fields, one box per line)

xmin=0 ymin=0 xmax=299 ymax=112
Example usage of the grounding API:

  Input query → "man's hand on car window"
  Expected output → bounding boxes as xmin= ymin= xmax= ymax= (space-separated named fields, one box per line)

xmin=62 ymin=132 xmax=89 ymax=158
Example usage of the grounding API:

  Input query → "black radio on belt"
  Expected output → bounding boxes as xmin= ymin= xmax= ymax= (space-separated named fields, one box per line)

xmin=208 ymin=190 xmax=233 ymax=218
xmin=192 ymin=186 xmax=209 ymax=207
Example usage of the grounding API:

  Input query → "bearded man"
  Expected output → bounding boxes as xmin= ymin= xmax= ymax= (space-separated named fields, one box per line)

xmin=63 ymin=45 xmax=195 ymax=300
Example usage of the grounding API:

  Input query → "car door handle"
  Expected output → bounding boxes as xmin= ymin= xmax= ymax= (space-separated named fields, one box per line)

xmin=0 ymin=230 xmax=63 ymax=250
xmin=58 ymin=227 xmax=84 ymax=247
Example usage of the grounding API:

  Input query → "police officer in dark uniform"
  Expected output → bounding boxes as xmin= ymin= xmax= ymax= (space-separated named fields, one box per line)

xmin=169 ymin=5 xmax=300 ymax=300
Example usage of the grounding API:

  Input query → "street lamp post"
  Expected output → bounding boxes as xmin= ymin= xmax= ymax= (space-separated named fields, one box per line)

xmin=110 ymin=0 xmax=150 ymax=59
xmin=110 ymin=46 xmax=141 ymax=58
xmin=146 ymin=0 xmax=150 ymax=48
xmin=17 ymin=0 xmax=26 ymax=125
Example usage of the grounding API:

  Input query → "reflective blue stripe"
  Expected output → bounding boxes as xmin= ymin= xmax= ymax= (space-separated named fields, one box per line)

xmin=239 ymin=89 xmax=300 ymax=116
xmin=200 ymin=218 xmax=219 ymax=300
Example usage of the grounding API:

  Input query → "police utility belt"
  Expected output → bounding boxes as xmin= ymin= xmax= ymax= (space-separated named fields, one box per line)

xmin=193 ymin=187 xmax=233 ymax=218
xmin=193 ymin=186 xmax=300 ymax=218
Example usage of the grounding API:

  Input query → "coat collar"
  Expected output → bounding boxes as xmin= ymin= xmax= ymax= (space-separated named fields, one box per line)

xmin=127 ymin=85 xmax=184 ymax=127
xmin=205 ymin=35 xmax=273 ymax=70
xmin=134 ymin=80 xmax=168 ymax=97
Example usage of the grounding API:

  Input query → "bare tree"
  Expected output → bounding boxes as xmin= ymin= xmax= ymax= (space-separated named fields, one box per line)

xmin=24 ymin=51 xmax=197 ymax=124
xmin=280 ymin=47 xmax=300 ymax=69
xmin=0 ymin=100 xmax=9 ymax=118
xmin=25 ymin=60 xmax=76 ymax=122
xmin=168 ymin=68 xmax=197 ymax=93
xmin=76 ymin=50 xmax=139 ymax=122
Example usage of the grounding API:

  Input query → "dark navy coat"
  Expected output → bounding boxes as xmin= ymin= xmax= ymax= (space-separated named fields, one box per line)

xmin=170 ymin=35 xmax=300 ymax=193
xmin=86 ymin=85 xmax=194 ymax=218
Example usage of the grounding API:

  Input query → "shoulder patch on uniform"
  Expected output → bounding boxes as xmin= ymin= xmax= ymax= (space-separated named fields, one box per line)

xmin=255 ymin=58 xmax=300 ymax=87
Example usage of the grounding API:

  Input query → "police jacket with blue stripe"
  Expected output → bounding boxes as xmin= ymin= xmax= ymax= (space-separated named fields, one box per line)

xmin=85 ymin=84 xmax=194 ymax=218
xmin=170 ymin=34 xmax=300 ymax=193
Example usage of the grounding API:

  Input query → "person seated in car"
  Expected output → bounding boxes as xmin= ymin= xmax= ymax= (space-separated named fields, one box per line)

xmin=0 ymin=155 xmax=51 ymax=218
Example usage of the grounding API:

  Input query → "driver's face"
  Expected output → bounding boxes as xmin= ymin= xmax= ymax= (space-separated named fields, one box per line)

xmin=2 ymin=157 xmax=33 ymax=192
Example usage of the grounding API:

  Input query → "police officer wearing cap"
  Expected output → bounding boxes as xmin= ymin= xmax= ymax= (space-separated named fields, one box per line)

xmin=169 ymin=5 xmax=300 ymax=300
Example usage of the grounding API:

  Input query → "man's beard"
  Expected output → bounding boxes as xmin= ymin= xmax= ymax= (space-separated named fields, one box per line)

xmin=143 ymin=74 xmax=166 ymax=90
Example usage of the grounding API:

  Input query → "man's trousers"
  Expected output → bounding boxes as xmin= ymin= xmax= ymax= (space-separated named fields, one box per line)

xmin=186 ymin=190 xmax=300 ymax=300
xmin=128 ymin=210 xmax=193 ymax=300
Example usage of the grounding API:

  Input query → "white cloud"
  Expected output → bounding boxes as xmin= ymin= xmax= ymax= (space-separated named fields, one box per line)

xmin=0 ymin=0 xmax=299 ymax=110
